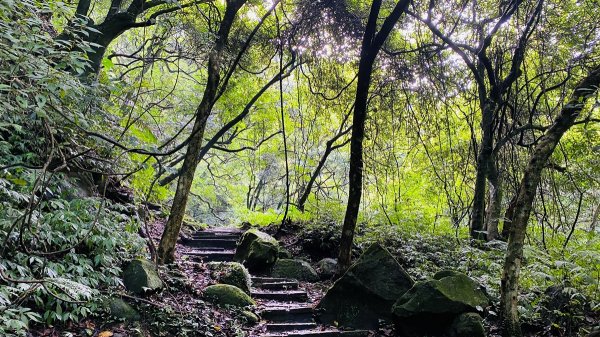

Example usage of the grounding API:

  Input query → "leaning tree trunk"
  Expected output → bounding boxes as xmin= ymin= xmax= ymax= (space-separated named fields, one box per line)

xmin=338 ymin=0 xmax=412 ymax=272
xmin=500 ymin=65 xmax=600 ymax=337
xmin=156 ymin=0 xmax=246 ymax=264
xmin=297 ymin=129 xmax=350 ymax=212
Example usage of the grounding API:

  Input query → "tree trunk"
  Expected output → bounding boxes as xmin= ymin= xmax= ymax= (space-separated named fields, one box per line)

xmin=485 ymin=161 xmax=503 ymax=240
xmin=338 ymin=0 xmax=411 ymax=272
xmin=470 ymin=102 xmax=496 ymax=240
xmin=156 ymin=0 xmax=246 ymax=264
xmin=500 ymin=65 xmax=600 ymax=337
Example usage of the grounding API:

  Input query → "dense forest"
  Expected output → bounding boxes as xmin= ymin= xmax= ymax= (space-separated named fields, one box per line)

xmin=0 ymin=0 xmax=599 ymax=336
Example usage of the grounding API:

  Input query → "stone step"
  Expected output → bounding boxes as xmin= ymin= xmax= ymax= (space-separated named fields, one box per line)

xmin=266 ymin=322 xmax=318 ymax=332
xmin=186 ymin=250 xmax=235 ymax=262
xmin=261 ymin=330 xmax=370 ymax=337
xmin=192 ymin=229 xmax=241 ymax=238
xmin=258 ymin=281 xmax=299 ymax=290
xmin=252 ymin=277 xmax=296 ymax=284
xmin=252 ymin=290 xmax=308 ymax=302
xmin=182 ymin=238 xmax=238 ymax=249
xmin=186 ymin=246 xmax=227 ymax=252
xmin=260 ymin=305 xmax=313 ymax=322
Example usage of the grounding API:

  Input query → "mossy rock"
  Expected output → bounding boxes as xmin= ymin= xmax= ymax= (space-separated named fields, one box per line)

xmin=234 ymin=229 xmax=279 ymax=272
xmin=208 ymin=262 xmax=252 ymax=294
xmin=278 ymin=247 xmax=293 ymax=259
xmin=122 ymin=258 xmax=163 ymax=295
xmin=315 ymin=243 xmax=414 ymax=330
xmin=392 ymin=272 xmax=489 ymax=318
xmin=241 ymin=310 xmax=260 ymax=325
xmin=103 ymin=297 xmax=140 ymax=321
xmin=392 ymin=271 xmax=489 ymax=336
xmin=448 ymin=312 xmax=486 ymax=337
xmin=204 ymin=284 xmax=256 ymax=307
xmin=316 ymin=258 xmax=338 ymax=279
xmin=271 ymin=259 xmax=319 ymax=282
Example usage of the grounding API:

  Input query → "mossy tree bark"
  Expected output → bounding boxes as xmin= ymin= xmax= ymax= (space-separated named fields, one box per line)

xmin=156 ymin=0 xmax=247 ymax=264
xmin=500 ymin=65 xmax=600 ymax=337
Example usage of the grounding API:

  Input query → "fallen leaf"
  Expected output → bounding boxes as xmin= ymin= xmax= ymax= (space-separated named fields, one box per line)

xmin=98 ymin=331 xmax=113 ymax=337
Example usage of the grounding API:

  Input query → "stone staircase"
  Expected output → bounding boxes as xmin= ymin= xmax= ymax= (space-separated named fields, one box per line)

xmin=181 ymin=228 xmax=369 ymax=337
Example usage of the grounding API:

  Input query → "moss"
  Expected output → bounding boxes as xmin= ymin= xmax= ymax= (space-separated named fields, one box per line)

xmin=234 ymin=229 xmax=279 ymax=272
xmin=203 ymin=284 xmax=256 ymax=307
xmin=209 ymin=262 xmax=252 ymax=294
xmin=240 ymin=310 xmax=260 ymax=325
xmin=122 ymin=258 xmax=163 ymax=295
xmin=316 ymin=243 xmax=414 ymax=330
xmin=271 ymin=259 xmax=319 ymax=282
xmin=103 ymin=297 xmax=140 ymax=321
xmin=449 ymin=313 xmax=486 ymax=337
xmin=278 ymin=247 xmax=292 ymax=259
xmin=392 ymin=272 xmax=489 ymax=318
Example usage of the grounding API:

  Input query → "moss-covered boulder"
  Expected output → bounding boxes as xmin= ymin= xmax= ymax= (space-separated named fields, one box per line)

xmin=448 ymin=312 xmax=486 ymax=337
xmin=315 ymin=243 xmax=414 ymax=330
xmin=203 ymin=284 xmax=256 ymax=307
xmin=316 ymin=258 xmax=338 ymax=279
xmin=393 ymin=272 xmax=488 ymax=317
xmin=122 ymin=258 xmax=163 ymax=295
xmin=208 ymin=262 xmax=252 ymax=294
xmin=392 ymin=271 xmax=489 ymax=336
xmin=103 ymin=297 xmax=141 ymax=321
xmin=271 ymin=259 xmax=319 ymax=282
xmin=234 ymin=229 xmax=279 ymax=272
xmin=241 ymin=310 xmax=260 ymax=325
xmin=278 ymin=247 xmax=292 ymax=259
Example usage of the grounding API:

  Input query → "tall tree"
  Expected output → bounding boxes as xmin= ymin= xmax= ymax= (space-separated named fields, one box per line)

xmin=338 ymin=0 xmax=412 ymax=271
xmin=59 ymin=0 xmax=209 ymax=75
xmin=500 ymin=64 xmax=600 ymax=337
xmin=415 ymin=0 xmax=544 ymax=240
xmin=157 ymin=0 xmax=247 ymax=264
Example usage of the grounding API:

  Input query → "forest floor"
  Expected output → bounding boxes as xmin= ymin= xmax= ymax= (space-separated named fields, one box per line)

xmin=27 ymin=218 xmax=599 ymax=337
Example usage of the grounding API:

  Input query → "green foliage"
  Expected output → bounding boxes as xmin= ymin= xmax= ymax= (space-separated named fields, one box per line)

xmin=0 ymin=171 xmax=145 ymax=334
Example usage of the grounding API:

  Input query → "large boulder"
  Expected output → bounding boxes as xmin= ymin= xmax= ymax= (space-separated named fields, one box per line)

xmin=203 ymin=284 xmax=256 ymax=307
xmin=271 ymin=259 xmax=319 ymax=282
xmin=122 ymin=258 xmax=163 ymax=295
xmin=316 ymin=258 xmax=338 ymax=279
xmin=392 ymin=270 xmax=489 ymax=336
xmin=315 ymin=243 xmax=414 ymax=330
xmin=208 ymin=262 xmax=252 ymax=294
xmin=234 ymin=229 xmax=279 ymax=272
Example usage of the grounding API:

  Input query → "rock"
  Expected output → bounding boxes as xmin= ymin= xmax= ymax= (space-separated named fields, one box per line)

xmin=208 ymin=262 xmax=252 ymax=294
xmin=316 ymin=258 xmax=338 ymax=279
xmin=271 ymin=259 xmax=319 ymax=282
xmin=103 ymin=298 xmax=140 ymax=321
xmin=122 ymin=258 xmax=163 ymax=295
xmin=234 ymin=229 xmax=279 ymax=272
xmin=203 ymin=284 xmax=256 ymax=307
xmin=393 ymin=271 xmax=488 ymax=317
xmin=278 ymin=247 xmax=293 ymax=259
xmin=241 ymin=310 xmax=260 ymax=325
xmin=392 ymin=271 xmax=489 ymax=336
xmin=315 ymin=243 xmax=414 ymax=330
xmin=448 ymin=312 xmax=486 ymax=337
xmin=433 ymin=269 xmax=463 ymax=280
